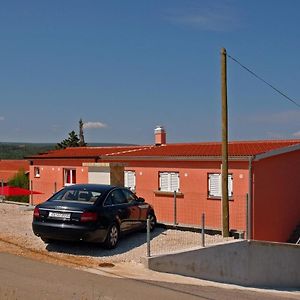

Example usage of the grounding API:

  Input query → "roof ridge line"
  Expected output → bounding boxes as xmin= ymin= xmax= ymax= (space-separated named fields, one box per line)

xmin=105 ymin=145 xmax=154 ymax=156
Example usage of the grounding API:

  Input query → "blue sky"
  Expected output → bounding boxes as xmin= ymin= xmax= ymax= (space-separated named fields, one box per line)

xmin=0 ymin=0 xmax=300 ymax=144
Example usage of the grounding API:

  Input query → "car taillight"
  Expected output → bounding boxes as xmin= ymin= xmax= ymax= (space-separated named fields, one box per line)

xmin=80 ymin=212 xmax=97 ymax=222
xmin=33 ymin=207 xmax=40 ymax=218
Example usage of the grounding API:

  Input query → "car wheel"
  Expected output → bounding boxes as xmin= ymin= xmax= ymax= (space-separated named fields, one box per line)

xmin=104 ymin=223 xmax=119 ymax=249
xmin=148 ymin=212 xmax=157 ymax=232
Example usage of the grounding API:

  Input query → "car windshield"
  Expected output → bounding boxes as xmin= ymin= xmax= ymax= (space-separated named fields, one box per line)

xmin=51 ymin=188 xmax=102 ymax=204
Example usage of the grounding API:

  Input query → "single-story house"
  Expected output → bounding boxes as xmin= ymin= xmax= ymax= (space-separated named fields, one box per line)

xmin=27 ymin=127 xmax=300 ymax=243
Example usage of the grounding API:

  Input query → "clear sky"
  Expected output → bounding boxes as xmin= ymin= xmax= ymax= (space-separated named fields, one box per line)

xmin=0 ymin=0 xmax=300 ymax=144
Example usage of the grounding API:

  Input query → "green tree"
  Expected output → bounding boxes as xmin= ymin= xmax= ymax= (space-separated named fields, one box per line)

xmin=56 ymin=130 xmax=81 ymax=149
xmin=7 ymin=168 xmax=29 ymax=203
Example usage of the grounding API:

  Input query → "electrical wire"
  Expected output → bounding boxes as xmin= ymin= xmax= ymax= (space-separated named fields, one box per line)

xmin=227 ymin=53 xmax=300 ymax=108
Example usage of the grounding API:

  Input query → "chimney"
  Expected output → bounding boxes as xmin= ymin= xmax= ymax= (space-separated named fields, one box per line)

xmin=154 ymin=126 xmax=166 ymax=146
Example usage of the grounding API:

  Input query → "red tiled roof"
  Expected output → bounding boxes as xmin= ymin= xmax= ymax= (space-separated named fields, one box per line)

xmin=103 ymin=140 xmax=300 ymax=158
xmin=0 ymin=160 xmax=30 ymax=183
xmin=26 ymin=146 xmax=149 ymax=159
xmin=26 ymin=140 xmax=300 ymax=161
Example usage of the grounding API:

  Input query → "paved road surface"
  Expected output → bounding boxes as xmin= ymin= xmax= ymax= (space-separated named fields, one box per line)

xmin=0 ymin=253 xmax=297 ymax=300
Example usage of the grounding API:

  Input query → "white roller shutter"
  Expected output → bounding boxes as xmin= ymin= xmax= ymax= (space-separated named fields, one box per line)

xmin=170 ymin=172 xmax=179 ymax=192
xmin=124 ymin=171 xmax=136 ymax=191
xmin=208 ymin=173 xmax=221 ymax=197
xmin=159 ymin=172 xmax=179 ymax=192
xmin=208 ymin=173 xmax=233 ymax=197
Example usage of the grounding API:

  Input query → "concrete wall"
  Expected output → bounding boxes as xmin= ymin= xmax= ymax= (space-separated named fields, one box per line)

xmin=145 ymin=240 xmax=300 ymax=288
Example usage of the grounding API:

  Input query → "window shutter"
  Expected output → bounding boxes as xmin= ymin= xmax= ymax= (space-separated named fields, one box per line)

xmin=159 ymin=172 xmax=169 ymax=191
xmin=228 ymin=174 xmax=233 ymax=197
xmin=124 ymin=171 xmax=128 ymax=187
xmin=159 ymin=172 xmax=179 ymax=192
xmin=124 ymin=171 xmax=136 ymax=191
xmin=208 ymin=173 xmax=233 ymax=197
xmin=209 ymin=173 xmax=221 ymax=197
xmin=170 ymin=173 xmax=179 ymax=192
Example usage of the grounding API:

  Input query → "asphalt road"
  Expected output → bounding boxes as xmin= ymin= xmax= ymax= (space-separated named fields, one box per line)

xmin=0 ymin=253 xmax=296 ymax=300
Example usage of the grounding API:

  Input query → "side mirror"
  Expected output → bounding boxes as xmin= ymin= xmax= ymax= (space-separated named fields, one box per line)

xmin=138 ymin=197 xmax=145 ymax=203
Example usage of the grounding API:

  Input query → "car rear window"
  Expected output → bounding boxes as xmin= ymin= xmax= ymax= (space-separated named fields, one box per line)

xmin=51 ymin=189 xmax=102 ymax=204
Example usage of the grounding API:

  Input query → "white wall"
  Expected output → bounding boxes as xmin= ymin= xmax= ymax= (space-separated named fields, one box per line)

xmin=88 ymin=166 xmax=110 ymax=184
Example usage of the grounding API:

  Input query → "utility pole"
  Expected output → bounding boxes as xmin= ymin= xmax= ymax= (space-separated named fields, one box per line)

xmin=221 ymin=48 xmax=229 ymax=237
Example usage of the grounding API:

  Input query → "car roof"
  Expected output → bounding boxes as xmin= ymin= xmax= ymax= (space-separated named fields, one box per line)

xmin=64 ymin=184 xmax=118 ymax=193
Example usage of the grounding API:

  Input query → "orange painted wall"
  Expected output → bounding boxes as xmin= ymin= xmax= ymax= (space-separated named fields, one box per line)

xmin=30 ymin=165 xmax=88 ymax=204
xmin=30 ymin=159 xmax=249 ymax=232
xmin=125 ymin=160 xmax=249 ymax=231
xmin=252 ymin=150 xmax=300 ymax=242
xmin=29 ymin=149 xmax=300 ymax=242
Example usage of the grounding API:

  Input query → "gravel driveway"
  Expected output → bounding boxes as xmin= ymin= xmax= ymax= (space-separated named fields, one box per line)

xmin=0 ymin=202 xmax=233 ymax=265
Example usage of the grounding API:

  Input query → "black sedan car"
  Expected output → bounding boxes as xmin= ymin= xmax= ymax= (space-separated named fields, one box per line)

xmin=32 ymin=184 xmax=156 ymax=249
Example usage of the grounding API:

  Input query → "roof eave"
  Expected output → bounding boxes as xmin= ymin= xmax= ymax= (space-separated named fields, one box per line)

xmin=100 ymin=155 xmax=252 ymax=162
xmin=254 ymin=143 xmax=300 ymax=161
xmin=26 ymin=156 xmax=100 ymax=160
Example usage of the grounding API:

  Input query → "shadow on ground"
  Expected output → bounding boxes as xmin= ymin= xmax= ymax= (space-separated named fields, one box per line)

xmin=45 ymin=227 xmax=166 ymax=257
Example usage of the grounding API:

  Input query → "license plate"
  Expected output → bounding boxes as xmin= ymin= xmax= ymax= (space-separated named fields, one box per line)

xmin=48 ymin=211 xmax=71 ymax=219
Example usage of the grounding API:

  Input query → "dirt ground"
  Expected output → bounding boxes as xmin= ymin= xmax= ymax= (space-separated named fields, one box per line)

xmin=0 ymin=203 xmax=99 ymax=269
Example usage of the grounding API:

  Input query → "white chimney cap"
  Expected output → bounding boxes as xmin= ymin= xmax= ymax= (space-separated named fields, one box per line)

xmin=155 ymin=125 xmax=165 ymax=133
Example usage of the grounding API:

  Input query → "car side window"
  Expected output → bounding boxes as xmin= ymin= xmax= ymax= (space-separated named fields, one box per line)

xmin=104 ymin=195 xmax=112 ymax=206
xmin=122 ymin=188 xmax=138 ymax=203
xmin=105 ymin=189 xmax=128 ymax=206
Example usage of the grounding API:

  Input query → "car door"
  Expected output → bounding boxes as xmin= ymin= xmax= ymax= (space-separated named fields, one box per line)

xmin=121 ymin=188 xmax=149 ymax=229
xmin=121 ymin=188 xmax=142 ymax=229
xmin=104 ymin=188 xmax=132 ymax=232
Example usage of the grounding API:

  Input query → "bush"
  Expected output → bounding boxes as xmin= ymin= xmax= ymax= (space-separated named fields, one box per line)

xmin=7 ymin=168 xmax=29 ymax=203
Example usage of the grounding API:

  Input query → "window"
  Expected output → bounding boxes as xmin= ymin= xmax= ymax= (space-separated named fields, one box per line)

xmin=124 ymin=170 xmax=136 ymax=191
xmin=208 ymin=173 xmax=233 ymax=198
xmin=51 ymin=188 xmax=101 ymax=204
xmin=64 ymin=169 xmax=76 ymax=186
xmin=122 ymin=188 xmax=138 ymax=203
xmin=34 ymin=167 xmax=40 ymax=178
xmin=105 ymin=189 xmax=127 ymax=206
xmin=159 ymin=172 xmax=179 ymax=192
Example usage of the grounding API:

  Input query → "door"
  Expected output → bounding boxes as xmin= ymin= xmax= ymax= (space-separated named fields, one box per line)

xmin=104 ymin=189 xmax=134 ymax=232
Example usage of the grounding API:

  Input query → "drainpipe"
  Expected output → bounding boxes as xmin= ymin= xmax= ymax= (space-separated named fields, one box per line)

xmin=247 ymin=156 xmax=254 ymax=240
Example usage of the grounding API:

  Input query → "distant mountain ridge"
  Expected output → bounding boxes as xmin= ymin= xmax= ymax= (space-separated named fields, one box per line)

xmin=0 ymin=142 xmax=136 ymax=159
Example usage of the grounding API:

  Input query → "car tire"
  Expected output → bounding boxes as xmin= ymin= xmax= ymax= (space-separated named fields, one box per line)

xmin=104 ymin=223 xmax=119 ymax=249
xmin=146 ymin=212 xmax=157 ymax=232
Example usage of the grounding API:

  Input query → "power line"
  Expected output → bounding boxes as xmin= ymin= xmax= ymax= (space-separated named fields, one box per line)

xmin=227 ymin=53 xmax=300 ymax=108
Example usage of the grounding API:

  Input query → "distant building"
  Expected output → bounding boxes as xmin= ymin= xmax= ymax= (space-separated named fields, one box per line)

xmin=0 ymin=160 xmax=30 ymax=185
xmin=27 ymin=127 xmax=300 ymax=243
